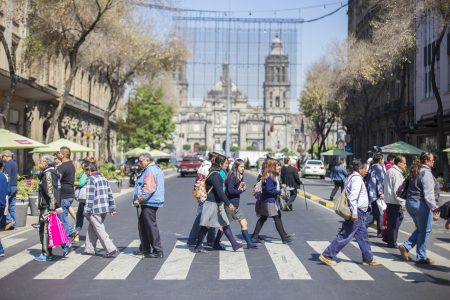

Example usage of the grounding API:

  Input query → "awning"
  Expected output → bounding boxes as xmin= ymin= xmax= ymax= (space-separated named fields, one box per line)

xmin=381 ymin=141 xmax=422 ymax=155
xmin=0 ymin=128 xmax=46 ymax=149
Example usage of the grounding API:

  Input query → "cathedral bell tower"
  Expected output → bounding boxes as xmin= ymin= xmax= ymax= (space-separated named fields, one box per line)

xmin=263 ymin=35 xmax=290 ymax=113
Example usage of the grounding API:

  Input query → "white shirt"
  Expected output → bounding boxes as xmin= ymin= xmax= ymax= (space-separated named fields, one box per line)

xmin=197 ymin=160 xmax=212 ymax=177
xmin=345 ymin=171 xmax=369 ymax=215
xmin=384 ymin=165 xmax=406 ymax=206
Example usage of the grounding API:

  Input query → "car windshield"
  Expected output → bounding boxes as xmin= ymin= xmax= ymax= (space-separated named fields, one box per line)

xmin=126 ymin=158 xmax=138 ymax=164
xmin=306 ymin=161 xmax=323 ymax=165
xmin=182 ymin=157 xmax=200 ymax=162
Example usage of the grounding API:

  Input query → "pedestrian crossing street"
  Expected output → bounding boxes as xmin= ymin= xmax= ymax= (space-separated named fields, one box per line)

xmin=0 ymin=238 xmax=449 ymax=282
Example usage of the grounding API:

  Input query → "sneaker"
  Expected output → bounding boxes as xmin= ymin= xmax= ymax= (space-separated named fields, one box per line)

xmin=104 ymin=249 xmax=118 ymax=258
xmin=398 ymin=245 xmax=409 ymax=261
xmin=4 ymin=220 xmax=14 ymax=230
xmin=70 ymin=230 xmax=79 ymax=240
xmin=319 ymin=254 xmax=337 ymax=266
xmin=232 ymin=242 xmax=243 ymax=251
xmin=416 ymin=258 xmax=434 ymax=265
xmin=206 ymin=242 xmax=215 ymax=248
xmin=213 ymin=243 xmax=226 ymax=251
xmin=363 ymin=258 xmax=381 ymax=266
xmin=63 ymin=243 xmax=72 ymax=257
xmin=193 ymin=246 xmax=208 ymax=254
xmin=81 ymin=252 xmax=95 ymax=256
xmin=34 ymin=254 xmax=53 ymax=262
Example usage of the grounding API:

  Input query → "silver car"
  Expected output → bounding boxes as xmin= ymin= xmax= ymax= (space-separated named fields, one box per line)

xmin=301 ymin=160 xmax=326 ymax=179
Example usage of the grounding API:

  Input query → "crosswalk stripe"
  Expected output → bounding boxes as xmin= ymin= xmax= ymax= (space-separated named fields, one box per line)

xmin=34 ymin=245 xmax=91 ymax=280
xmin=265 ymin=241 xmax=312 ymax=280
xmin=219 ymin=241 xmax=251 ymax=280
xmin=0 ymin=243 xmax=41 ymax=280
xmin=308 ymin=241 xmax=373 ymax=281
xmin=350 ymin=242 xmax=433 ymax=282
xmin=95 ymin=240 xmax=141 ymax=280
xmin=2 ymin=238 xmax=26 ymax=248
xmin=154 ymin=240 xmax=195 ymax=280
xmin=408 ymin=247 xmax=450 ymax=268
xmin=434 ymin=243 xmax=450 ymax=252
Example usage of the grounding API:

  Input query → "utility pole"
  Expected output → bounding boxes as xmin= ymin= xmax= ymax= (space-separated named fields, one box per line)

xmin=225 ymin=5 xmax=232 ymax=157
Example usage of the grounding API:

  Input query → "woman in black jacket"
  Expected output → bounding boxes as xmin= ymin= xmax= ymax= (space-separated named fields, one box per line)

xmin=280 ymin=157 xmax=302 ymax=211
xmin=194 ymin=154 xmax=243 ymax=253
xmin=226 ymin=159 xmax=257 ymax=249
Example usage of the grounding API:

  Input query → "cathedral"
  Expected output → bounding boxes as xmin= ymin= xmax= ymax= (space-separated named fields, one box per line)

xmin=173 ymin=36 xmax=302 ymax=153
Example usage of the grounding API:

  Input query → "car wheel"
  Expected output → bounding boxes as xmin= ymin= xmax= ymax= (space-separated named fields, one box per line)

xmin=320 ymin=175 xmax=325 ymax=179
xmin=180 ymin=173 xmax=185 ymax=177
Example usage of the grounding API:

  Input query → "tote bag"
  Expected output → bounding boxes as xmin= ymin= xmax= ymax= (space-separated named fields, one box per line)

xmin=48 ymin=213 xmax=70 ymax=248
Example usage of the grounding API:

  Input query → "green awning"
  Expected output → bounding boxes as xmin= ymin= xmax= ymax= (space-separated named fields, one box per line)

xmin=381 ymin=141 xmax=422 ymax=155
xmin=321 ymin=149 xmax=353 ymax=156
xmin=124 ymin=147 xmax=148 ymax=157
xmin=444 ymin=148 xmax=450 ymax=153
xmin=30 ymin=138 xmax=94 ymax=153
xmin=0 ymin=128 xmax=46 ymax=149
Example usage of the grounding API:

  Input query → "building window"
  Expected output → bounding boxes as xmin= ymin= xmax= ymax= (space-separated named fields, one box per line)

xmin=283 ymin=91 xmax=286 ymax=99
xmin=275 ymin=96 xmax=280 ymax=107
xmin=283 ymin=101 xmax=286 ymax=108
xmin=270 ymin=91 xmax=273 ymax=99
xmin=282 ymin=66 xmax=286 ymax=82
xmin=269 ymin=101 xmax=272 ymax=107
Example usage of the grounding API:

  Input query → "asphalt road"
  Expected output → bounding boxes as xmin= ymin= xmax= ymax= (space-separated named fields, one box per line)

xmin=0 ymin=171 xmax=448 ymax=300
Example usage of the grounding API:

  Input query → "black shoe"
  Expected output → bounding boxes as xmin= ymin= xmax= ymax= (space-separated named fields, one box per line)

xmin=252 ymin=238 xmax=265 ymax=244
xmin=246 ymin=244 xmax=258 ymax=249
xmin=133 ymin=250 xmax=150 ymax=256
xmin=146 ymin=251 xmax=164 ymax=258
xmin=193 ymin=246 xmax=208 ymax=254
xmin=282 ymin=237 xmax=293 ymax=244
xmin=81 ymin=251 xmax=95 ymax=256
xmin=213 ymin=243 xmax=226 ymax=251
xmin=232 ymin=243 xmax=244 ymax=251
xmin=285 ymin=233 xmax=296 ymax=239
xmin=104 ymin=249 xmax=118 ymax=258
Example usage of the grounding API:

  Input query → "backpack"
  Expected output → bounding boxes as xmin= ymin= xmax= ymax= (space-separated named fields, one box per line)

xmin=252 ymin=179 xmax=263 ymax=201
xmin=192 ymin=171 xmax=216 ymax=204
xmin=335 ymin=175 xmax=361 ymax=220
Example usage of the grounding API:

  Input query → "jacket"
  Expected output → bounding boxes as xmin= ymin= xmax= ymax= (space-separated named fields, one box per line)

xmin=84 ymin=172 xmax=116 ymax=215
xmin=38 ymin=167 xmax=60 ymax=211
xmin=261 ymin=175 xmax=281 ymax=204
xmin=407 ymin=165 xmax=439 ymax=211
xmin=280 ymin=165 xmax=302 ymax=189
xmin=384 ymin=165 xmax=406 ymax=206
xmin=0 ymin=173 xmax=10 ymax=208
xmin=367 ymin=163 xmax=386 ymax=203
xmin=197 ymin=160 xmax=212 ymax=178
xmin=133 ymin=162 xmax=165 ymax=207
xmin=205 ymin=171 xmax=231 ymax=206
xmin=331 ymin=165 xmax=348 ymax=183
xmin=226 ymin=173 xmax=244 ymax=207
xmin=346 ymin=172 xmax=369 ymax=215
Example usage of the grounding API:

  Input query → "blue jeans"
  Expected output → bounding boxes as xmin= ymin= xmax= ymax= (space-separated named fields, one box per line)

xmin=5 ymin=186 xmax=17 ymax=228
xmin=403 ymin=198 xmax=432 ymax=261
xmin=323 ymin=210 xmax=373 ymax=261
xmin=187 ymin=204 xmax=216 ymax=245
xmin=58 ymin=198 xmax=74 ymax=237
xmin=0 ymin=207 xmax=4 ymax=254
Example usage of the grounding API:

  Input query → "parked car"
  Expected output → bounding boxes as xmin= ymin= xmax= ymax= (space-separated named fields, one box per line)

xmin=179 ymin=156 xmax=203 ymax=177
xmin=300 ymin=159 xmax=326 ymax=179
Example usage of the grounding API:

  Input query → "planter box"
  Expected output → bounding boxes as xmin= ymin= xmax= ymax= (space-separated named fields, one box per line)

xmin=109 ymin=180 xmax=121 ymax=193
xmin=121 ymin=176 xmax=130 ymax=188
xmin=28 ymin=192 xmax=39 ymax=216
xmin=16 ymin=199 xmax=29 ymax=227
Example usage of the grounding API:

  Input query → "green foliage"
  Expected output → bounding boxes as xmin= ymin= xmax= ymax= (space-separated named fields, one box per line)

xmin=199 ymin=144 xmax=208 ymax=152
xmin=281 ymin=147 xmax=289 ymax=154
xmin=99 ymin=163 xmax=123 ymax=181
xmin=118 ymin=85 xmax=175 ymax=149
xmin=230 ymin=146 xmax=240 ymax=152
xmin=246 ymin=146 xmax=257 ymax=151
xmin=265 ymin=148 xmax=272 ymax=152
xmin=183 ymin=144 xmax=191 ymax=151
xmin=327 ymin=144 xmax=337 ymax=150
xmin=16 ymin=177 xmax=39 ymax=199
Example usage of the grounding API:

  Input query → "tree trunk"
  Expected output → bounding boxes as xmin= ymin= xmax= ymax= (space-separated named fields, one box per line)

xmin=430 ymin=25 xmax=449 ymax=188
xmin=0 ymin=32 xmax=17 ymax=129
xmin=99 ymin=109 xmax=110 ymax=163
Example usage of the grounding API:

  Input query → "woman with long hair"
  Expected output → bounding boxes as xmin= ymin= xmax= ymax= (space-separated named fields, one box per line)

xmin=194 ymin=154 xmax=243 ymax=253
xmin=226 ymin=159 xmax=257 ymax=249
xmin=398 ymin=152 xmax=440 ymax=264
xmin=251 ymin=158 xmax=293 ymax=244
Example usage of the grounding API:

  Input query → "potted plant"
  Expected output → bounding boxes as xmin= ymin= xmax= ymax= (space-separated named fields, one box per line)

xmin=99 ymin=163 xmax=123 ymax=193
xmin=15 ymin=178 xmax=30 ymax=227
xmin=27 ymin=178 xmax=40 ymax=216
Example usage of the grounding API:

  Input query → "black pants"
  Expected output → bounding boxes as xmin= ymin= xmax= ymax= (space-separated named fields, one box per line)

xmin=384 ymin=203 xmax=403 ymax=246
xmin=252 ymin=211 xmax=288 ymax=241
xmin=139 ymin=205 xmax=163 ymax=253
xmin=286 ymin=190 xmax=297 ymax=208
xmin=38 ymin=209 xmax=52 ymax=256
xmin=330 ymin=181 xmax=344 ymax=200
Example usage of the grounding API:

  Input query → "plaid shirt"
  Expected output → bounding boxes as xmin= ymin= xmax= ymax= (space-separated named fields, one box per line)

xmin=84 ymin=172 xmax=116 ymax=216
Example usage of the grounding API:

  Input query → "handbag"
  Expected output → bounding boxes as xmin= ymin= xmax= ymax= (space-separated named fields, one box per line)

xmin=335 ymin=175 xmax=362 ymax=221
xmin=439 ymin=201 xmax=450 ymax=220
xmin=75 ymin=185 xmax=87 ymax=203
xmin=47 ymin=213 xmax=70 ymax=248
xmin=192 ymin=172 xmax=216 ymax=204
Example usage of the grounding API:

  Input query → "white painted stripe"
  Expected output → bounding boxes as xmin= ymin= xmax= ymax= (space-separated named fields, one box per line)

xmin=154 ymin=240 xmax=195 ymax=280
xmin=409 ymin=247 xmax=450 ymax=268
xmin=265 ymin=241 xmax=312 ymax=280
xmin=434 ymin=243 xmax=450 ymax=252
xmin=34 ymin=245 xmax=91 ymax=279
xmin=95 ymin=240 xmax=141 ymax=280
xmin=350 ymin=242 xmax=433 ymax=282
xmin=308 ymin=241 xmax=373 ymax=281
xmin=0 ymin=243 xmax=41 ymax=279
xmin=2 ymin=238 xmax=26 ymax=248
xmin=219 ymin=241 xmax=251 ymax=280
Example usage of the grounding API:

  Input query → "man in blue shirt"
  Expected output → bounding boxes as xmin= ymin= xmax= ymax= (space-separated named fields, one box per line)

xmin=2 ymin=150 xmax=18 ymax=230
xmin=0 ymin=160 xmax=10 ymax=256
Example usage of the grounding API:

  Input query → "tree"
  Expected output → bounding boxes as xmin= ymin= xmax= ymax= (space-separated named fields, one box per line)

xmin=118 ymin=85 xmax=175 ymax=149
xmin=183 ymin=144 xmax=191 ymax=151
xmin=281 ymin=147 xmax=289 ymax=154
xmin=246 ymin=146 xmax=257 ymax=151
xmin=199 ymin=145 xmax=208 ymax=152
xmin=87 ymin=17 xmax=187 ymax=162
xmin=24 ymin=0 xmax=120 ymax=142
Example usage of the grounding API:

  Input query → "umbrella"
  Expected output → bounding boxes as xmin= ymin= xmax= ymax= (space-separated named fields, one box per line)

xmin=124 ymin=147 xmax=148 ymax=157
xmin=444 ymin=148 xmax=450 ymax=153
xmin=149 ymin=149 xmax=171 ymax=158
xmin=0 ymin=128 xmax=46 ymax=149
xmin=321 ymin=149 xmax=353 ymax=156
xmin=30 ymin=138 xmax=94 ymax=153
xmin=381 ymin=141 xmax=422 ymax=155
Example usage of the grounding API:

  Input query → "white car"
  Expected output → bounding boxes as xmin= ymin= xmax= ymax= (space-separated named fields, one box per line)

xmin=301 ymin=160 xmax=326 ymax=179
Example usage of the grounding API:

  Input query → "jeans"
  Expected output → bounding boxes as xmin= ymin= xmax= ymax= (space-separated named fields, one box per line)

xmin=403 ymin=198 xmax=432 ymax=261
xmin=323 ymin=210 xmax=373 ymax=261
xmin=5 ymin=186 xmax=17 ymax=228
xmin=58 ymin=198 xmax=74 ymax=237
xmin=187 ymin=204 xmax=216 ymax=245
xmin=0 ymin=207 xmax=4 ymax=254
xmin=75 ymin=202 xmax=86 ymax=231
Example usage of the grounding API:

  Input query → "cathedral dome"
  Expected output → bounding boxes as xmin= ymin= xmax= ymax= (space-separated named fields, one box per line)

xmin=270 ymin=35 xmax=284 ymax=55
xmin=213 ymin=80 xmax=237 ymax=92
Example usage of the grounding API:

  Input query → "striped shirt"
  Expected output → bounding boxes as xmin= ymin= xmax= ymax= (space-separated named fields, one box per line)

xmin=84 ymin=172 xmax=116 ymax=215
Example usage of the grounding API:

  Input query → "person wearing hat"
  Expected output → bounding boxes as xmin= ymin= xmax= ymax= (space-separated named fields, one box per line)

xmin=1 ymin=150 xmax=18 ymax=230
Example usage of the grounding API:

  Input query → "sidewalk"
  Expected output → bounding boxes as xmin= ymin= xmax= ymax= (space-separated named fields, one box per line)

xmin=0 ymin=168 xmax=177 ymax=240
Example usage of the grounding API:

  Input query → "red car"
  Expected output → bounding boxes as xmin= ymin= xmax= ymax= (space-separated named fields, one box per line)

xmin=179 ymin=156 xmax=203 ymax=177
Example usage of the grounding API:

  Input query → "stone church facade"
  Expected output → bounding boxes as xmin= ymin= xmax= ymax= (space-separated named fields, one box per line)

xmin=174 ymin=36 xmax=301 ymax=153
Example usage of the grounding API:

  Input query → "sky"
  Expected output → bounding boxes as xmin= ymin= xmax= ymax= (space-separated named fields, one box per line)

xmin=175 ymin=0 xmax=349 ymax=107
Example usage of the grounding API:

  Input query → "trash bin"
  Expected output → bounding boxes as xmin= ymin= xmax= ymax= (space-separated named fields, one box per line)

xmin=15 ymin=199 xmax=29 ymax=227
xmin=28 ymin=192 xmax=39 ymax=216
